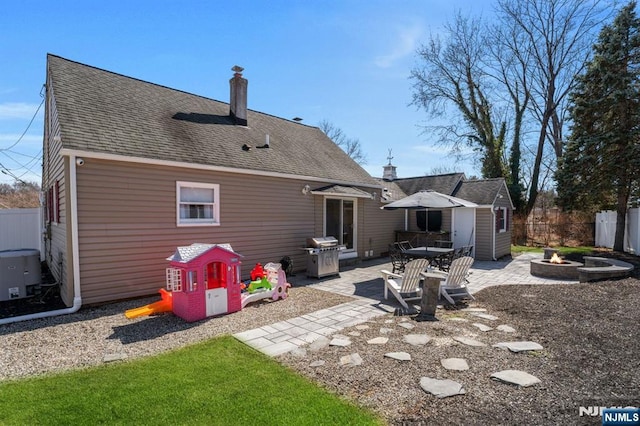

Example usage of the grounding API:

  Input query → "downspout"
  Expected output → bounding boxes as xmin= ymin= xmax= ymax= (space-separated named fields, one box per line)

xmin=491 ymin=207 xmax=497 ymax=261
xmin=0 ymin=155 xmax=82 ymax=325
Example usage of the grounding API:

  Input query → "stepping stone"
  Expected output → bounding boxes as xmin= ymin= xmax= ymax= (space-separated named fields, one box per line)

xmin=379 ymin=327 xmax=394 ymax=334
xmin=447 ymin=317 xmax=469 ymax=322
xmin=441 ymin=358 xmax=469 ymax=371
xmin=355 ymin=324 xmax=370 ymax=330
xmin=404 ymin=334 xmax=431 ymax=346
xmin=453 ymin=336 xmax=487 ymax=347
xmin=309 ymin=360 xmax=325 ymax=367
xmin=103 ymin=353 xmax=127 ymax=363
xmin=384 ymin=352 xmax=411 ymax=361
xmin=460 ymin=307 xmax=487 ymax=312
xmin=496 ymin=325 xmax=516 ymax=333
xmin=420 ymin=377 xmax=466 ymax=398
xmin=290 ymin=348 xmax=307 ymax=357
xmin=491 ymin=370 xmax=541 ymax=387
xmin=367 ymin=337 xmax=389 ymax=345
xmin=309 ymin=336 xmax=331 ymax=351
xmin=347 ymin=331 xmax=361 ymax=337
xmin=340 ymin=353 xmax=363 ymax=366
xmin=493 ymin=341 xmax=543 ymax=352
xmin=398 ymin=322 xmax=415 ymax=330
xmin=472 ymin=323 xmax=493 ymax=332
xmin=330 ymin=338 xmax=351 ymax=347
xmin=471 ymin=313 xmax=499 ymax=321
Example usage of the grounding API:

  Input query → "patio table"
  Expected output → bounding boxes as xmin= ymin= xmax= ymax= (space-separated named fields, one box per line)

xmin=401 ymin=246 xmax=453 ymax=260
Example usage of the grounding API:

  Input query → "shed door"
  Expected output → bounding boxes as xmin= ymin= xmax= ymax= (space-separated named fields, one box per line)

xmin=453 ymin=207 xmax=475 ymax=254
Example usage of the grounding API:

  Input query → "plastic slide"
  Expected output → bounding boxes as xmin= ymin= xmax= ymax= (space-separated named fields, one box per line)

xmin=125 ymin=289 xmax=173 ymax=319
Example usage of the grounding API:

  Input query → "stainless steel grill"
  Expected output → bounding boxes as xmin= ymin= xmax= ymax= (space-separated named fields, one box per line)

xmin=304 ymin=237 xmax=341 ymax=278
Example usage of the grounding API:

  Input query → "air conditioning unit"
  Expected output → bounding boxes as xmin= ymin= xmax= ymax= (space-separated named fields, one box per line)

xmin=0 ymin=249 xmax=41 ymax=301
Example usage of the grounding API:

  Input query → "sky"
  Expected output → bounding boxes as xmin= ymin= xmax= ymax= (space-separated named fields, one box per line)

xmin=0 ymin=0 xmax=495 ymax=186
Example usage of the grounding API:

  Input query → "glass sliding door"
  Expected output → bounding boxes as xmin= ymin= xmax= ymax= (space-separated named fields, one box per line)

xmin=325 ymin=198 xmax=355 ymax=251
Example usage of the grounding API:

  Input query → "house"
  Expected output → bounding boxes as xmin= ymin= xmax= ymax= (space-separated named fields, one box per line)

xmin=379 ymin=165 xmax=514 ymax=261
xmin=42 ymin=54 xmax=404 ymax=309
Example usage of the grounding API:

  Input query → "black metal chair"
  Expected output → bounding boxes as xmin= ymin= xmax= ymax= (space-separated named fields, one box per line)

xmin=433 ymin=240 xmax=454 ymax=248
xmin=397 ymin=240 xmax=413 ymax=250
xmin=389 ymin=243 xmax=409 ymax=274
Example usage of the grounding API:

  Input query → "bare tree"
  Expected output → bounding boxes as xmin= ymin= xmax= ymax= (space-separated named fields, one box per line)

xmin=318 ymin=120 xmax=368 ymax=165
xmin=411 ymin=13 xmax=508 ymax=179
xmin=498 ymin=0 xmax=610 ymax=216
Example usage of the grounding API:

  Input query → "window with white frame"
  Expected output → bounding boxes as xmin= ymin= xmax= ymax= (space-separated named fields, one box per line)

xmin=176 ymin=181 xmax=220 ymax=226
xmin=496 ymin=207 xmax=509 ymax=233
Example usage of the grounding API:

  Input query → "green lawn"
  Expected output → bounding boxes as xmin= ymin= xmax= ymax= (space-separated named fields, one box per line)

xmin=511 ymin=245 xmax=595 ymax=256
xmin=0 ymin=335 xmax=383 ymax=426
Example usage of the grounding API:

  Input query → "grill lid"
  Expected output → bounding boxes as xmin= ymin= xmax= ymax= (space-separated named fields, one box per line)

xmin=306 ymin=236 xmax=338 ymax=248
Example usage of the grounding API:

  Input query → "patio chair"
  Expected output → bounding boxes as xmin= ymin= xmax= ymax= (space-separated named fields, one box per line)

xmin=381 ymin=258 xmax=430 ymax=310
xmin=397 ymin=240 xmax=413 ymax=250
xmin=388 ymin=243 xmax=409 ymax=274
xmin=461 ymin=245 xmax=474 ymax=257
xmin=433 ymin=256 xmax=475 ymax=305
xmin=433 ymin=240 xmax=453 ymax=248
xmin=435 ymin=247 xmax=463 ymax=272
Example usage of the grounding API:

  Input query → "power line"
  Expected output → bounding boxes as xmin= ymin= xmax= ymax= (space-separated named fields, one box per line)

xmin=0 ymin=97 xmax=44 ymax=153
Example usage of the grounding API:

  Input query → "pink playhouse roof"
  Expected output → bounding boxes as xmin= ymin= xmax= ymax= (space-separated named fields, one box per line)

xmin=166 ymin=243 xmax=240 ymax=263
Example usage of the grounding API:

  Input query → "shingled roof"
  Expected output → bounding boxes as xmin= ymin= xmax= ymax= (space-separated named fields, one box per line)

xmin=453 ymin=178 xmax=507 ymax=206
xmin=46 ymin=54 xmax=379 ymax=187
xmin=391 ymin=173 xmax=465 ymax=196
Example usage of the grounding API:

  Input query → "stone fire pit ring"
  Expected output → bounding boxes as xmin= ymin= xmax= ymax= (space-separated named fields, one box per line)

xmin=530 ymin=258 xmax=583 ymax=280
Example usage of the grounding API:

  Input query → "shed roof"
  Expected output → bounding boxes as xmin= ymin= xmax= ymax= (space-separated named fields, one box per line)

xmin=392 ymin=173 xmax=465 ymax=196
xmin=453 ymin=178 xmax=508 ymax=206
xmin=47 ymin=54 xmax=379 ymax=187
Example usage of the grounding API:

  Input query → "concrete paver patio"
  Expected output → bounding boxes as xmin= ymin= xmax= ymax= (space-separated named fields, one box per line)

xmin=234 ymin=253 xmax=577 ymax=356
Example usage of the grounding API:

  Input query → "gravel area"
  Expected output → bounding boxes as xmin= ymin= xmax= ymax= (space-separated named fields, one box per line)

xmin=0 ymin=286 xmax=353 ymax=381
xmin=2 ymin=264 xmax=639 ymax=425
xmin=279 ymin=278 xmax=640 ymax=425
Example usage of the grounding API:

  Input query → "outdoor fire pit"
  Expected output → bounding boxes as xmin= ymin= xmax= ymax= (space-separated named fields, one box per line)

xmin=530 ymin=253 xmax=583 ymax=280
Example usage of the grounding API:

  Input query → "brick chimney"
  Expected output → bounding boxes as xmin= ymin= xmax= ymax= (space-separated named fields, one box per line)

xmin=229 ymin=65 xmax=248 ymax=126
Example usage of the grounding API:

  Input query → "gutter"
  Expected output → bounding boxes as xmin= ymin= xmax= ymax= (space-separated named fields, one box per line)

xmin=0 ymin=155 xmax=82 ymax=325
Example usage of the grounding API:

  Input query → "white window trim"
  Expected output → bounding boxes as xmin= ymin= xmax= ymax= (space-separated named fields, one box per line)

xmin=497 ymin=206 xmax=508 ymax=233
xmin=322 ymin=196 xmax=358 ymax=256
xmin=176 ymin=181 xmax=220 ymax=227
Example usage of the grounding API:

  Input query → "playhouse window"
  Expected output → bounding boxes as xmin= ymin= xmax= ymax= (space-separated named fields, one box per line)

xmin=205 ymin=262 xmax=227 ymax=289
xmin=176 ymin=181 xmax=220 ymax=226
xmin=187 ymin=270 xmax=198 ymax=292
xmin=166 ymin=268 xmax=183 ymax=292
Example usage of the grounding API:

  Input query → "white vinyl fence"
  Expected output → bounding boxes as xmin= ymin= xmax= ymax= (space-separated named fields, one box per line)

xmin=0 ymin=208 xmax=43 ymax=258
xmin=595 ymin=208 xmax=640 ymax=255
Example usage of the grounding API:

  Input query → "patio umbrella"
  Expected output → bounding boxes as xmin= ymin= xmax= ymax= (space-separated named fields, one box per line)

xmin=381 ymin=190 xmax=477 ymax=210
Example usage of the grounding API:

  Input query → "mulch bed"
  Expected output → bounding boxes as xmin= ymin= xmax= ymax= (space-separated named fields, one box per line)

xmin=280 ymin=276 xmax=640 ymax=425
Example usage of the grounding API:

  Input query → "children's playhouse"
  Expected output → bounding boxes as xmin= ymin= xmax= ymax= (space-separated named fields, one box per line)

xmin=126 ymin=242 xmax=290 ymax=322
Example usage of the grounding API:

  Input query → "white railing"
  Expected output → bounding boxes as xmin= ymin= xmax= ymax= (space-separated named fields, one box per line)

xmin=0 ymin=208 xmax=43 ymax=257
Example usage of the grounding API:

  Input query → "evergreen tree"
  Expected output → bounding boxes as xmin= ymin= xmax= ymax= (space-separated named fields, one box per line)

xmin=557 ymin=1 xmax=640 ymax=251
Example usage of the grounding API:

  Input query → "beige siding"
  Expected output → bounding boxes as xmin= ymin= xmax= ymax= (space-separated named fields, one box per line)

xmin=42 ymin=85 xmax=72 ymax=306
xmin=474 ymin=208 xmax=493 ymax=260
xmin=76 ymin=159 xmax=328 ymax=304
xmin=360 ymin=198 xmax=404 ymax=257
